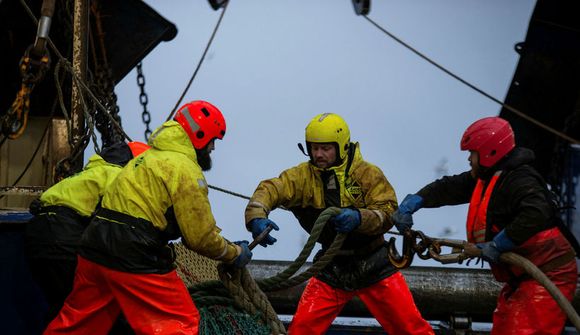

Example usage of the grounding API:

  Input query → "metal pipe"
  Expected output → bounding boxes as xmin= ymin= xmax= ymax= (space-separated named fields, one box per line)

xmin=248 ymin=260 xmax=580 ymax=322
xmin=71 ymin=0 xmax=88 ymax=167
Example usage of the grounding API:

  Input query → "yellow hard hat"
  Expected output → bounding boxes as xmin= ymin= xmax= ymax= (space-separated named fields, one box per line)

xmin=305 ymin=113 xmax=350 ymax=160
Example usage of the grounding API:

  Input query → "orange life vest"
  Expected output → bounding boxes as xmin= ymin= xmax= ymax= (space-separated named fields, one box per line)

xmin=466 ymin=171 xmax=502 ymax=243
xmin=466 ymin=171 xmax=574 ymax=282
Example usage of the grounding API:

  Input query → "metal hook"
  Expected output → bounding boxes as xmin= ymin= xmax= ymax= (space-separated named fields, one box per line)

xmin=387 ymin=229 xmax=417 ymax=269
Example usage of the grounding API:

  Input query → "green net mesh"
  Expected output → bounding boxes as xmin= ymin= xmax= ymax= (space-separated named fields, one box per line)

xmin=199 ymin=305 xmax=270 ymax=335
xmin=174 ymin=242 xmax=271 ymax=335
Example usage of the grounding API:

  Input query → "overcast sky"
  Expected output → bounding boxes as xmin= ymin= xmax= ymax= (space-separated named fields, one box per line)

xmin=109 ymin=0 xmax=536 ymax=265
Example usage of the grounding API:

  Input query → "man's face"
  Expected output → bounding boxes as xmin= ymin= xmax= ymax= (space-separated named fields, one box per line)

xmin=311 ymin=142 xmax=337 ymax=169
xmin=468 ymin=150 xmax=480 ymax=178
xmin=197 ymin=139 xmax=215 ymax=171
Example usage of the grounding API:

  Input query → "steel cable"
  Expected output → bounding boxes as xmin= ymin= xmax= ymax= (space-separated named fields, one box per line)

xmin=166 ymin=1 xmax=230 ymax=121
xmin=362 ymin=15 xmax=580 ymax=145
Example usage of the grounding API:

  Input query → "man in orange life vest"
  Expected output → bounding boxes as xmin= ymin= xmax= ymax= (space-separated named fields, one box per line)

xmin=392 ymin=116 xmax=577 ymax=334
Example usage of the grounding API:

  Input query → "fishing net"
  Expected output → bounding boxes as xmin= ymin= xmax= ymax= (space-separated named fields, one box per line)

xmin=174 ymin=242 xmax=220 ymax=286
xmin=173 ymin=242 xmax=271 ymax=335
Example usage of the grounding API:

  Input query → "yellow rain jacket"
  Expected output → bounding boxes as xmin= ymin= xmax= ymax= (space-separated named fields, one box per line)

xmin=26 ymin=154 xmax=123 ymax=259
xmin=245 ymin=143 xmax=398 ymax=290
xmin=246 ymin=143 xmax=396 ymax=238
xmin=39 ymin=154 xmax=122 ymax=216
xmin=80 ymin=121 xmax=238 ymax=274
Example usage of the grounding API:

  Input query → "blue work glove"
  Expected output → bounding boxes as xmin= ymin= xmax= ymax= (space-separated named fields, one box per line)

xmin=398 ymin=194 xmax=424 ymax=214
xmin=475 ymin=241 xmax=501 ymax=264
xmin=249 ymin=218 xmax=280 ymax=247
xmin=331 ymin=208 xmax=361 ymax=233
xmin=391 ymin=194 xmax=424 ymax=232
xmin=232 ymin=241 xmax=253 ymax=268
xmin=476 ymin=230 xmax=516 ymax=264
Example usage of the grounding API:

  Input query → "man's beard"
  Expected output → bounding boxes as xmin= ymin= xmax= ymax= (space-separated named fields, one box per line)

xmin=196 ymin=147 xmax=212 ymax=171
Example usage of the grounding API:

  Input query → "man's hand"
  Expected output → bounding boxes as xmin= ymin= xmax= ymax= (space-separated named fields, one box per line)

xmin=398 ymin=194 xmax=424 ymax=214
xmin=232 ymin=241 xmax=253 ymax=268
xmin=391 ymin=194 xmax=423 ymax=233
xmin=476 ymin=241 xmax=501 ymax=264
xmin=476 ymin=230 xmax=517 ymax=264
xmin=391 ymin=210 xmax=413 ymax=232
xmin=248 ymin=218 xmax=279 ymax=247
xmin=331 ymin=208 xmax=361 ymax=233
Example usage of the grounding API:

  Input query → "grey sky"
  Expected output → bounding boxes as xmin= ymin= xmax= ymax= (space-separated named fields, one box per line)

xmin=110 ymin=0 xmax=536 ymax=264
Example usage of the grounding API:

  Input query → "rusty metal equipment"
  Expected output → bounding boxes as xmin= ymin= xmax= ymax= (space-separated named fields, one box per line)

xmin=387 ymin=229 xmax=471 ymax=269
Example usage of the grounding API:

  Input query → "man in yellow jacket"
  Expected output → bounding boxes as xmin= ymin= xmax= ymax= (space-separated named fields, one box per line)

xmin=25 ymin=141 xmax=144 ymax=324
xmin=44 ymin=100 xmax=252 ymax=335
xmin=245 ymin=113 xmax=433 ymax=334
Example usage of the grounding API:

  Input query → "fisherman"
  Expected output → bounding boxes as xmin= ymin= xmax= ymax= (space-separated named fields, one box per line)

xmin=392 ymin=116 xmax=578 ymax=334
xmin=43 ymin=100 xmax=252 ymax=335
xmin=25 ymin=140 xmax=148 ymax=325
xmin=245 ymin=113 xmax=433 ymax=334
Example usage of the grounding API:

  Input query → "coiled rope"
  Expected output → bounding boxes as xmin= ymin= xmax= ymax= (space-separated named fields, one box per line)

xmin=186 ymin=207 xmax=345 ymax=335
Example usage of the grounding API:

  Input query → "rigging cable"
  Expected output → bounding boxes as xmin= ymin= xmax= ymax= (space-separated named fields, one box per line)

xmin=18 ymin=0 xmax=132 ymax=143
xmin=208 ymin=184 xmax=250 ymax=200
xmin=17 ymin=0 xmax=244 ymax=198
xmin=90 ymin=0 xmax=125 ymax=147
xmin=166 ymin=0 xmax=230 ymax=121
xmin=55 ymin=60 xmax=102 ymax=178
xmin=361 ymin=15 xmax=580 ymax=145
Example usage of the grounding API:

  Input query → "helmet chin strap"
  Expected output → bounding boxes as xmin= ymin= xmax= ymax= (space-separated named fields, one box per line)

xmin=297 ymin=143 xmax=309 ymax=157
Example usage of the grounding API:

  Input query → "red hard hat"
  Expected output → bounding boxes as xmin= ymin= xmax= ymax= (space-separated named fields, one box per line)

xmin=460 ymin=117 xmax=515 ymax=167
xmin=174 ymin=100 xmax=226 ymax=150
xmin=128 ymin=141 xmax=150 ymax=157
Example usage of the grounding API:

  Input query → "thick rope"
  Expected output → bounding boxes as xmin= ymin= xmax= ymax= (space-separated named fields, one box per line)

xmin=499 ymin=252 xmax=580 ymax=332
xmin=192 ymin=207 xmax=346 ymax=334
xmin=257 ymin=207 xmax=345 ymax=291
xmin=461 ymin=243 xmax=580 ymax=330
xmin=218 ymin=266 xmax=285 ymax=334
